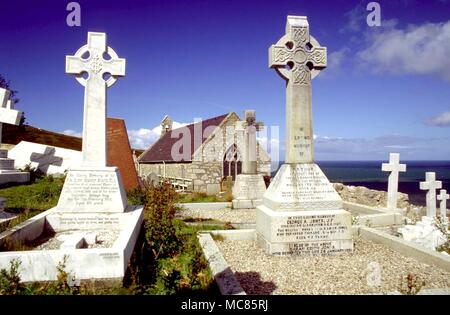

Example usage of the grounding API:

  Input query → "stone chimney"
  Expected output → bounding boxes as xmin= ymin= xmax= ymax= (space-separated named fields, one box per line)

xmin=160 ymin=115 xmax=173 ymax=137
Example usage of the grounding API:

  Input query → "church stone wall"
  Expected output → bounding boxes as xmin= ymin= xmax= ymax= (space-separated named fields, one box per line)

xmin=138 ymin=113 xmax=272 ymax=195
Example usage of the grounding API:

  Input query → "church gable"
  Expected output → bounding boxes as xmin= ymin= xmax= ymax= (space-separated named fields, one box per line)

xmin=139 ymin=113 xmax=229 ymax=163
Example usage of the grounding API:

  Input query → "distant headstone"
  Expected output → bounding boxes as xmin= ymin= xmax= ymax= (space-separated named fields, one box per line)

xmin=30 ymin=147 xmax=64 ymax=173
xmin=399 ymin=172 xmax=446 ymax=250
xmin=232 ymin=110 xmax=266 ymax=209
xmin=58 ymin=32 xmax=128 ymax=212
xmin=437 ymin=189 xmax=449 ymax=225
xmin=256 ymin=16 xmax=352 ymax=256
xmin=9 ymin=141 xmax=82 ymax=174
xmin=420 ymin=172 xmax=442 ymax=218
xmin=0 ymin=88 xmax=30 ymax=185
xmin=107 ymin=118 xmax=139 ymax=190
xmin=381 ymin=153 xmax=406 ymax=210
xmin=147 ymin=172 xmax=159 ymax=186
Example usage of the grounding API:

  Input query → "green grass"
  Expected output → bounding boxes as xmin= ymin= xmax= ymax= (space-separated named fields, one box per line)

xmin=0 ymin=176 xmax=64 ymax=233
xmin=176 ymin=192 xmax=231 ymax=203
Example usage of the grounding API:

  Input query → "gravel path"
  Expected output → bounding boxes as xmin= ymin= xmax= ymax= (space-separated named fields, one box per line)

xmin=216 ymin=237 xmax=450 ymax=295
xmin=177 ymin=208 xmax=255 ymax=224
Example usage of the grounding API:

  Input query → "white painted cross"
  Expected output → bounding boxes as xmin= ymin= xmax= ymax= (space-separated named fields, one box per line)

xmin=66 ymin=32 xmax=126 ymax=167
xmin=269 ymin=16 xmax=327 ymax=164
xmin=242 ymin=110 xmax=264 ymax=175
xmin=420 ymin=172 xmax=442 ymax=218
xmin=381 ymin=153 xmax=406 ymax=210
xmin=0 ymin=88 xmax=22 ymax=144
xmin=437 ymin=189 xmax=449 ymax=225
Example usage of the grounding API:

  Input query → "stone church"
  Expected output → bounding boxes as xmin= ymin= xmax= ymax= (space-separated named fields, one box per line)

xmin=138 ymin=112 xmax=271 ymax=194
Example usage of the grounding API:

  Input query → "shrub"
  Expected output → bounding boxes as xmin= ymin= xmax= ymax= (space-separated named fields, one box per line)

xmin=143 ymin=181 xmax=181 ymax=259
xmin=0 ymin=259 xmax=23 ymax=295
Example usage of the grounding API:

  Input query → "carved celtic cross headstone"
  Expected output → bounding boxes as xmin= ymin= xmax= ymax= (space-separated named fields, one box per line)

xmin=66 ymin=32 xmax=126 ymax=167
xmin=269 ymin=16 xmax=326 ymax=163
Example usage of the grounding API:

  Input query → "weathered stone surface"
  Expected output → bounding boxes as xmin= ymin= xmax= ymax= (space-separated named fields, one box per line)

xmin=232 ymin=174 xmax=266 ymax=209
xmin=57 ymin=167 xmax=127 ymax=213
xmin=256 ymin=207 xmax=353 ymax=256
xmin=257 ymin=15 xmax=352 ymax=256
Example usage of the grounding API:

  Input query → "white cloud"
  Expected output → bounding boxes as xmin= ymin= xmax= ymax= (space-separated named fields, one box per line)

xmin=320 ymin=48 xmax=349 ymax=79
xmin=61 ymin=129 xmax=82 ymax=138
xmin=357 ymin=20 xmax=450 ymax=81
xmin=128 ymin=121 xmax=188 ymax=149
xmin=425 ymin=111 xmax=450 ymax=127
xmin=340 ymin=4 xmax=367 ymax=34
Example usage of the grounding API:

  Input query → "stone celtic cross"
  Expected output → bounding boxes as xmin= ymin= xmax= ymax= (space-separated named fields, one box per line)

xmin=420 ymin=172 xmax=442 ymax=218
xmin=66 ymin=32 xmax=126 ymax=167
xmin=242 ymin=110 xmax=263 ymax=174
xmin=437 ymin=189 xmax=449 ymax=224
xmin=381 ymin=153 xmax=406 ymax=210
xmin=269 ymin=16 xmax=327 ymax=163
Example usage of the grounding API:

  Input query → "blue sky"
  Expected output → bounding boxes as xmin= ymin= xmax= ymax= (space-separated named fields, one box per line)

xmin=1 ymin=0 xmax=450 ymax=160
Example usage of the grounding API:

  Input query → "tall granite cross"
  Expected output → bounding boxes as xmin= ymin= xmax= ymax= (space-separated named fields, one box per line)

xmin=382 ymin=153 xmax=406 ymax=210
xmin=66 ymin=32 xmax=126 ymax=167
xmin=437 ymin=189 xmax=449 ymax=224
xmin=420 ymin=172 xmax=442 ymax=218
xmin=242 ymin=110 xmax=263 ymax=174
xmin=269 ymin=16 xmax=327 ymax=163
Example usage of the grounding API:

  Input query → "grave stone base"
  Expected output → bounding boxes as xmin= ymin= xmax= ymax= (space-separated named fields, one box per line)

xmin=0 ymin=149 xmax=29 ymax=185
xmin=256 ymin=207 xmax=353 ymax=256
xmin=57 ymin=167 xmax=127 ymax=212
xmin=0 ymin=205 xmax=144 ymax=283
xmin=256 ymin=163 xmax=353 ymax=256
xmin=232 ymin=174 xmax=266 ymax=209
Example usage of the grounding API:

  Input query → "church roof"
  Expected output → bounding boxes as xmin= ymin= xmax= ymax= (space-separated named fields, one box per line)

xmin=139 ymin=113 xmax=230 ymax=163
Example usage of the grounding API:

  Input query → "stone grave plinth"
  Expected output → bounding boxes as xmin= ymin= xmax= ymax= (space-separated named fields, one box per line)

xmin=0 ymin=149 xmax=29 ymax=185
xmin=57 ymin=167 xmax=128 ymax=212
xmin=256 ymin=16 xmax=353 ymax=256
xmin=232 ymin=110 xmax=266 ymax=209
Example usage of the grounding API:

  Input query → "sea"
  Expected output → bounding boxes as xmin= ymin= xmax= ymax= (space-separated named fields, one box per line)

xmin=271 ymin=161 xmax=450 ymax=207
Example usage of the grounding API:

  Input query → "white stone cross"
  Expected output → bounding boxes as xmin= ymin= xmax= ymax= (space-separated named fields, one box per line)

xmin=437 ymin=189 xmax=449 ymax=224
xmin=0 ymin=88 xmax=22 ymax=144
xmin=381 ymin=153 xmax=406 ymax=210
xmin=66 ymin=32 xmax=126 ymax=167
xmin=269 ymin=16 xmax=327 ymax=164
xmin=420 ymin=172 xmax=442 ymax=218
xmin=242 ymin=110 xmax=264 ymax=174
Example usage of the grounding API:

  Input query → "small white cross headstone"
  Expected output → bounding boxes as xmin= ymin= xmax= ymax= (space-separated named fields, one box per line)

xmin=437 ymin=189 xmax=449 ymax=225
xmin=420 ymin=172 xmax=442 ymax=218
xmin=381 ymin=153 xmax=406 ymax=210
xmin=66 ymin=32 xmax=126 ymax=167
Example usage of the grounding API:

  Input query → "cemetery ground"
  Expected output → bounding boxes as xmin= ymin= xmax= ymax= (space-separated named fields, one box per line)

xmin=0 ymin=174 xmax=449 ymax=295
xmin=0 ymin=173 xmax=221 ymax=295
